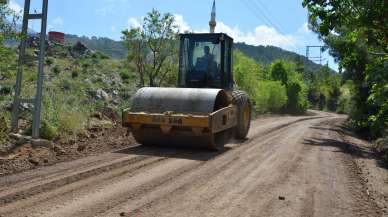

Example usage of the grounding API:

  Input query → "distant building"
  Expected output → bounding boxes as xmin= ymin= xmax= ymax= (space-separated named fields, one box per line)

xmin=48 ymin=31 xmax=65 ymax=44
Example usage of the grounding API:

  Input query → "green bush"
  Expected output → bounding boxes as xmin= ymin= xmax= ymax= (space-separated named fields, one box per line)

xmin=270 ymin=60 xmax=308 ymax=114
xmin=253 ymin=81 xmax=287 ymax=113
xmin=45 ymin=57 xmax=54 ymax=66
xmin=0 ymin=113 xmax=10 ymax=146
xmin=39 ymin=120 xmax=58 ymax=140
xmin=52 ymin=65 xmax=61 ymax=75
xmin=337 ymin=80 xmax=355 ymax=114
xmin=61 ymin=79 xmax=72 ymax=91
xmin=58 ymin=110 xmax=86 ymax=136
xmin=286 ymin=81 xmax=308 ymax=114
xmin=271 ymin=61 xmax=288 ymax=85
xmin=120 ymin=70 xmax=131 ymax=81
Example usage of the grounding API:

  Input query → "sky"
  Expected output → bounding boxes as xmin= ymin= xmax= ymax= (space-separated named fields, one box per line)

xmin=8 ymin=0 xmax=337 ymax=70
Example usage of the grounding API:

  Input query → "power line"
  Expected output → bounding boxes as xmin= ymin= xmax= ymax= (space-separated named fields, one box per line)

xmin=254 ymin=0 xmax=288 ymax=34
xmin=306 ymin=45 xmax=328 ymax=65
xmin=240 ymin=0 xmax=298 ymax=51
xmin=250 ymin=0 xmax=297 ymax=50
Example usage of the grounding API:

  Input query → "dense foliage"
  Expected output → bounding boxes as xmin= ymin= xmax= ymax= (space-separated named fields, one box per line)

xmin=233 ymin=51 xmax=309 ymax=114
xmin=303 ymin=0 xmax=388 ymax=138
xmin=235 ymin=43 xmax=324 ymax=75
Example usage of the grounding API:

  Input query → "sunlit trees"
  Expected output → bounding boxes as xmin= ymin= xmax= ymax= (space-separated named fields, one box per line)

xmin=122 ymin=9 xmax=178 ymax=87
xmin=303 ymin=0 xmax=388 ymax=137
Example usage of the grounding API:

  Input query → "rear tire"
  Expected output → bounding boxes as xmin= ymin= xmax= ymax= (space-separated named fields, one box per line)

xmin=232 ymin=90 xmax=252 ymax=139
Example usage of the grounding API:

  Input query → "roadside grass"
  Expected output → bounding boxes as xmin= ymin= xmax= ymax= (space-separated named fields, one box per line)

xmin=0 ymin=47 xmax=137 ymax=149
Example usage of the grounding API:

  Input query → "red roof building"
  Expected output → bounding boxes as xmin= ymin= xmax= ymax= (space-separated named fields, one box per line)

xmin=48 ymin=31 xmax=65 ymax=44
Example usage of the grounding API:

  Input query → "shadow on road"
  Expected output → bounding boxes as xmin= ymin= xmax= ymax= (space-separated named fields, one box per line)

xmin=304 ymin=125 xmax=388 ymax=169
xmin=115 ymin=145 xmax=231 ymax=162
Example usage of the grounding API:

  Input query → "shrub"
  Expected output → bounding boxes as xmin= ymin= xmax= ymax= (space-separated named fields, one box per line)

xmin=52 ymin=65 xmax=61 ymax=75
xmin=0 ymin=113 xmax=10 ymax=146
xmin=39 ymin=120 xmax=58 ymax=140
xmin=61 ymin=79 xmax=72 ymax=91
xmin=45 ymin=57 xmax=54 ymax=66
xmin=120 ymin=70 xmax=131 ymax=81
xmin=286 ymin=80 xmax=308 ymax=114
xmin=72 ymin=70 xmax=79 ymax=78
xmin=253 ymin=81 xmax=287 ymax=113
xmin=58 ymin=110 xmax=86 ymax=136
xmin=0 ymin=86 xmax=12 ymax=95
xmin=337 ymin=80 xmax=355 ymax=114
xmin=271 ymin=61 xmax=288 ymax=85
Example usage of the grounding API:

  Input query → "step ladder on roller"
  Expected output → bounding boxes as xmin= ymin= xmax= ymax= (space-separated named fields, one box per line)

xmin=11 ymin=0 xmax=49 ymax=138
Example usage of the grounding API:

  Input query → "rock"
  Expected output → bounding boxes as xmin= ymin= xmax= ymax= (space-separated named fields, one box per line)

xmin=52 ymin=145 xmax=66 ymax=155
xmin=86 ymin=89 xmax=110 ymax=102
xmin=375 ymin=138 xmax=388 ymax=153
xmin=21 ymin=103 xmax=34 ymax=111
xmin=88 ymin=118 xmax=114 ymax=130
xmin=92 ymin=112 xmax=103 ymax=120
xmin=119 ymin=212 xmax=126 ymax=217
xmin=10 ymin=133 xmax=32 ymax=145
xmin=77 ymin=144 xmax=86 ymax=152
xmin=70 ymin=41 xmax=91 ymax=58
xmin=112 ymin=99 xmax=120 ymax=105
xmin=28 ymin=157 xmax=40 ymax=165
xmin=97 ymin=89 xmax=110 ymax=102
xmin=5 ymin=102 xmax=12 ymax=111
xmin=31 ymin=139 xmax=52 ymax=148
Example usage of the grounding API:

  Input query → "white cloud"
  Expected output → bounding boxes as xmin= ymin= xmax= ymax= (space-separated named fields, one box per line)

xmin=174 ymin=15 xmax=298 ymax=49
xmin=173 ymin=14 xmax=191 ymax=33
xmin=8 ymin=0 xmax=23 ymax=14
xmin=52 ymin=17 xmax=64 ymax=25
xmin=297 ymin=22 xmax=311 ymax=35
xmin=111 ymin=25 xmax=116 ymax=32
xmin=124 ymin=14 xmax=302 ymax=50
xmin=128 ymin=17 xmax=141 ymax=29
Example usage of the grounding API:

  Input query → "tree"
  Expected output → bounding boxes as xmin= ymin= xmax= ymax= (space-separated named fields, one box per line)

xmin=303 ymin=0 xmax=388 ymax=136
xmin=0 ymin=2 xmax=20 ymax=44
xmin=271 ymin=61 xmax=288 ymax=85
xmin=0 ymin=2 xmax=19 ymax=76
xmin=122 ymin=9 xmax=178 ymax=87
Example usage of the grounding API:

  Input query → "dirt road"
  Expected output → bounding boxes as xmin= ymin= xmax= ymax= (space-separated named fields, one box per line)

xmin=0 ymin=112 xmax=383 ymax=217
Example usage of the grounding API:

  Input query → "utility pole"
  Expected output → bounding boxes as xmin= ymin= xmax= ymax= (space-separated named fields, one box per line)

xmin=11 ymin=0 xmax=48 ymax=138
xmin=306 ymin=45 xmax=328 ymax=65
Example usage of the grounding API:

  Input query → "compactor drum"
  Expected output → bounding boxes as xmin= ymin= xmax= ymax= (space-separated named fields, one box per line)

xmin=123 ymin=33 xmax=251 ymax=149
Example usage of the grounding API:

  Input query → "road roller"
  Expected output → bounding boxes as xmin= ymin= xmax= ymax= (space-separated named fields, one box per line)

xmin=122 ymin=33 xmax=252 ymax=149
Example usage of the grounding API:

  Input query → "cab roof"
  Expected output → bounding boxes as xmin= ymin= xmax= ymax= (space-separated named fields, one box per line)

xmin=179 ymin=33 xmax=234 ymax=42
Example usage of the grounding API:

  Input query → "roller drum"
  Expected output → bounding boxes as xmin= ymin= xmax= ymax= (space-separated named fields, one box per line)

xmin=129 ymin=87 xmax=230 ymax=149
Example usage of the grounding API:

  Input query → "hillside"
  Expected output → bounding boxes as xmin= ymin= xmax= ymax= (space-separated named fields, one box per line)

xmin=64 ymin=34 xmax=327 ymax=73
xmin=234 ymin=43 xmax=325 ymax=73
xmin=65 ymin=34 xmax=126 ymax=59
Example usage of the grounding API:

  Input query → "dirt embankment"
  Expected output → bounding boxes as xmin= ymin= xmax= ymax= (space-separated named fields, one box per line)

xmin=0 ymin=112 xmax=135 ymax=176
xmin=0 ymin=111 xmax=386 ymax=217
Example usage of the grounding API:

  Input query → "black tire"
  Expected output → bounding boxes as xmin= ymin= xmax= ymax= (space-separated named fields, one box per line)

xmin=232 ymin=90 xmax=252 ymax=139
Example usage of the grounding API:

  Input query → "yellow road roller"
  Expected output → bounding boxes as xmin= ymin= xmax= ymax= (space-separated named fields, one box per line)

xmin=123 ymin=33 xmax=251 ymax=149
